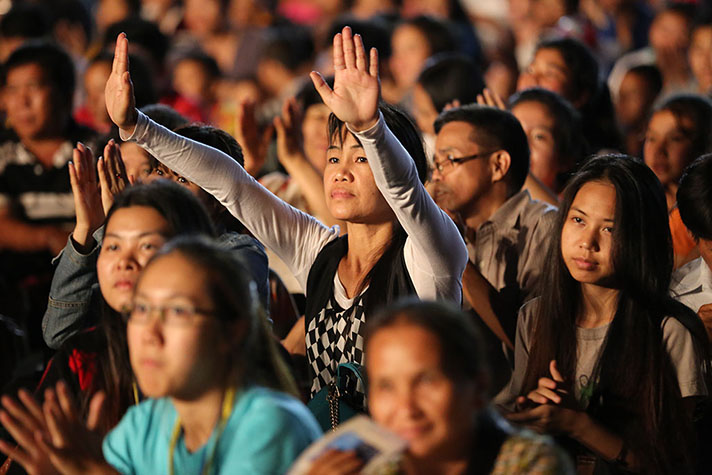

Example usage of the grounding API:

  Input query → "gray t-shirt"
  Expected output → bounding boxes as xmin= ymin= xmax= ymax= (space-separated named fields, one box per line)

xmin=496 ymin=299 xmax=708 ymax=410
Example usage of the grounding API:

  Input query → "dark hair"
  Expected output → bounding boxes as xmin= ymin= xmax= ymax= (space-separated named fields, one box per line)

xmin=2 ymin=41 xmax=75 ymax=112
xmin=89 ymin=51 xmax=157 ymax=109
xmin=261 ymin=26 xmax=314 ymax=71
xmin=534 ymin=37 xmax=599 ymax=105
xmin=626 ymin=64 xmax=663 ymax=99
xmin=0 ymin=3 xmax=51 ymax=40
xmin=141 ymin=104 xmax=190 ymax=130
xmin=396 ymin=15 xmax=456 ymax=58
xmin=510 ymin=87 xmax=585 ymax=191
xmin=149 ymin=236 xmax=297 ymax=395
xmin=94 ymin=181 xmax=216 ymax=431
xmin=523 ymin=154 xmax=710 ymax=474
xmin=328 ymin=102 xmax=428 ymax=184
xmin=47 ymin=0 xmax=93 ymax=46
xmin=653 ymin=94 xmax=712 ymax=160
xmin=417 ymin=53 xmax=484 ymax=113
xmin=103 ymin=17 xmax=169 ymax=69
xmin=326 ymin=17 xmax=391 ymax=58
xmin=434 ymin=104 xmax=529 ymax=196
xmin=365 ymin=298 xmax=486 ymax=383
xmin=172 ymin=50 xmax=222 ymax=81
xmin=677 ymin=154 xmax=712 ymax=241
xmin=105 ymin=181 xmax=217 ymax=239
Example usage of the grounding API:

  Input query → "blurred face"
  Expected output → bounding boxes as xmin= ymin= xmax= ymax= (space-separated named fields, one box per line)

xmin=97 ymin=206 xmax=171 ymax=312
xmin=323 ymin=130 xmax=394 ymax=224
xmin=184 ymin=0 xmax=223 ymax=35
xmin=97 ymin=0 xmax=132 ymax=32
xmin=400 ymin=0 xmax=449 ymax=18
xmin=518 ymin=48 xmax=576 ymax=105
xmin=689 ymin=26 xmax=712 ymax=94
xmin=84 ymin=62 xmax=112 ymax=130
xmin=128 ymin=252 xmax=228 ymax=399
xmin=302 ymin=103 xmax=330 ymax=173
xmin=120 ymin=142 xmax=154 ymax=182
xmin=4 ymin=64 xmax=62 ymax=140
xmin=649 ymin=11 xmax=690 ymax=54
xmin=511 ymin=100 xmax=559 ymax=190
xmin=643 ymin=110 xmax=695 ymax=186
xmin=616 ymin=71 xmax=656 ymax=129
xmin=390 ymin=25 xmax=431 ymax=89
xmin=367 ymin=323 xmax=479 ymax=459
xmin=429 ymin=121 xmax=494 ymax=214
xmin=412 ymin=84 xmax=438 ymax=135
xmin=561 ymin=181 xmax=616 ymax=287
xmin=173 ymin=59 xmax=212 ymax=105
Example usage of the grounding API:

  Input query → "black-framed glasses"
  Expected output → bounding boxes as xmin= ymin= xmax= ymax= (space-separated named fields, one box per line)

xmin=123 ymin=301 xmax=215 ymax=327
xmin=433 ymin=151 xmax=498 ymax=175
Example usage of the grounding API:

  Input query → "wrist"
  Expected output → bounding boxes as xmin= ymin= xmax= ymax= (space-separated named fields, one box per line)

xmin=348 ymin=116 xmax=379 ymax=133
xmin=71 ymin=226 xmax=95 ymax=254
xmin=567 ymin=409 xmax=589 ymax=439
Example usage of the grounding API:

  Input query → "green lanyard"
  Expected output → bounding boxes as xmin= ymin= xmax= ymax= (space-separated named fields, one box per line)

xmin=168 ymin=387 xmax=236 ymax=475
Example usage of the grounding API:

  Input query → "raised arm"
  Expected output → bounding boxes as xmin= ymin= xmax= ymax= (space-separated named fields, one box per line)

xmin=105 ymin=34 xmax=337 ymax=287
xmin=311 ymin=27 xmax=467 ymax=300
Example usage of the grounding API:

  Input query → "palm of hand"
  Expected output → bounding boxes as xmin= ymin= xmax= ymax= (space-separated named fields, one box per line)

xmin=330 ymin=69 xmax=379 ymax=128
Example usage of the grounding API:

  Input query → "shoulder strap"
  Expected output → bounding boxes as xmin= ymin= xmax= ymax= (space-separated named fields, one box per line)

xmin=304 ymin=235 xmax=349 ymax=328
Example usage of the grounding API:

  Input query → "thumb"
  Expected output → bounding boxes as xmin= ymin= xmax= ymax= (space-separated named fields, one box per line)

xmin=86 ymin=391 xmax=106 ymax=432
xmin=549 ymin=360 xmax=564 ymax=383
xmin=310 ymin=71 xmax=333 ymax=105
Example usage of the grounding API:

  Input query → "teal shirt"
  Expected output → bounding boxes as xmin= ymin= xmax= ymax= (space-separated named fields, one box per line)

xmin=103 ymin=386 xmax=322 ymax=474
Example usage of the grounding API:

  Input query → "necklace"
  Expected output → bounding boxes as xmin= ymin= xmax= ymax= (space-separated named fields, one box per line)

xmin=168 ymin=387 xmax=236 ymax=475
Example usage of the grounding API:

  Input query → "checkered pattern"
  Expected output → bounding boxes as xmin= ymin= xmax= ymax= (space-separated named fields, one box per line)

xmin=306 ymin=294 xmax=367 ymax=406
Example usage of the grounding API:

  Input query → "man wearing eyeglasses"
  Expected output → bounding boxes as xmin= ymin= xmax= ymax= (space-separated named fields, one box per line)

xmin=428 ymin=104 xmax=557 ymax=364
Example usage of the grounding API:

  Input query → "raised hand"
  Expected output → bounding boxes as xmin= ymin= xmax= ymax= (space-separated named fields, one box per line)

xmin=97 ymin=140 xmax=130 ymax=215
xmin=69 ymin=142 xmax=103 ymax=252
xmin=34 ymin=383 xmax=115 ymax=475
xmin=274 ymin=97 xmax=306 ymax=166
xmin=234 ymin=99 xmax=273 ymax=176
xmin=476 ymin=88 xmax=506 ymax=110
xmin=0 ymin=390 xmax=58 ymax=475
xmin=105 ymin=33 xmax=137 ymax=135
xmin=311 ymin=26 xmax=379 ymax=131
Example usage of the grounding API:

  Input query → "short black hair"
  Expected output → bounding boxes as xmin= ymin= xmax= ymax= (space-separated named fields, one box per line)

xmin=434 ymin=104 xmax=529 ymax=196
xmin=677 ymin=154 xmax=712 ymax=241
xmin=0 ymin=3 xmax=51 ymax=40
xmin=2 ymin=41 xmax=75 ymax=111
xmin=295 ymin=75 xmax=333 ymax=111
xmin=172 ymin=50 xmax=222 ymax=81
xmin=417 ymin=53 xmax=484 ymax=113
xmin=626 ymin=64 xmax=663 ymax=99
xmin=174 ymin=125 xmax=244 ymax=168
xmin=655 ymin=93 xmax=712 ymax=159
xmin=535 ymin=36 xmax=599 ymax=106
xmin=396 ymin=15 xmax=456 ymax=57
xmin=261 ymin=26 xmax=314 ymax=71
xmin=103 ymin=17 xmax=169 ymax=69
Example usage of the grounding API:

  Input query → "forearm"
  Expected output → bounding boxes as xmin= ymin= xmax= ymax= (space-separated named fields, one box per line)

xmin=463 ymin=262 xmax=514 ymax=349
xmin=570 ymin=412 xmax=637 ymax=470
xmin=280 ymin=153 xmax=339 ymax=227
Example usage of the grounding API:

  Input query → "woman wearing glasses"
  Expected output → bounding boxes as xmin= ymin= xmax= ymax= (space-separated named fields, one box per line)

xmin=104 ymin=28 xmax=467 ymax=405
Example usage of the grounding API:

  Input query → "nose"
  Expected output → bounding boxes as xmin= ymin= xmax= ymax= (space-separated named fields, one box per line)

xmin=332 ymin=160 xmax=353 ymax=182
xmin=430 ymin=164 xmax=443 ymax=182
xmin=116 ymin=248 xmax=138 ymax=271
xmin=579 ymin=228 xmax=600 ymax=252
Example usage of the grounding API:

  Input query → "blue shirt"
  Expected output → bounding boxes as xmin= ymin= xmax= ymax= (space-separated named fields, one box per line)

xmin=103 ymin=386 xmax=322 ymax=474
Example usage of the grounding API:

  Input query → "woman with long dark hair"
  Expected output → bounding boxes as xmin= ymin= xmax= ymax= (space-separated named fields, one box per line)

xmin=104 ymin=28 xmax=467 ymax=405
xmin=500 ymin=155 xmax=710 ymax=473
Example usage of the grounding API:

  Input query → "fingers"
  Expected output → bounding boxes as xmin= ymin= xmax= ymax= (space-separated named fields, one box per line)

xmin=354 ymin=33 xmax=366 ymax=71
xmin=86 ymin=392 xmax=106 ymax=432
xmin=310 ymin=71 xmax=333 ymax=105
xmin=17 ymin=390 xmax=45 ymax=430
xmin=56 ymin=382 xmax=78 ymax=424
xmin=549 ymin=360 xmax=564 ymax=383
xmin=333 ymin=32 xmax=345 ymax=71
xmin=342 ymin=26 xmax=356 ymax=69
xmin=1 ymin=395 xmax=42 ymax=433
xmin=0 ymin=438 xmax=33 ymax=473
xmin=112 ymin=33 xmax=129 ymax=76
xmin=369 ymin=47 xmax=378 ymax=78
xmin=43 ymin=391 xmax=66 ymax=448
xmin=527 ymin=387 xmax=561 ymax=405
xmin=308 ymin=449 xmax=364 ymax=475
xmin=0 ymin=409 xmax=39 ymax=456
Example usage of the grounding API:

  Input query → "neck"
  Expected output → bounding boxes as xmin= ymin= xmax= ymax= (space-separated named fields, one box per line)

xmin=578 ymin=283 xmax=619 ymax=328
xmin=22 ymin=136 xmax=66 ymax=167
xmin=403 ymin=453 xmax=470 ymax=475
xmin=340 ymin=221 xmax=394 ymax=297
xmin=171 ymin=383 xmax=228 ymax=452
xmin=463 ymin=185 xmax=510 ymax=232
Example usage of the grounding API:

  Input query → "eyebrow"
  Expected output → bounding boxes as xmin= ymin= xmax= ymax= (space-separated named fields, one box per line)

xmin=571 ymin=207 xmax=615 ymax=222
xmin=326 ymin=144 xmax=365 ymax=151
xmin=105 ymin=231 xmax=168 ymax=239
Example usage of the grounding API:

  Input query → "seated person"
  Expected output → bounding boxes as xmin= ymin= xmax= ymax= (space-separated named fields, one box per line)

xmin=671 ymin=154 xmax=712 ymax=342
xmin=428 ymin=104 xmax=557 ymax=349
xmin=303 ymin=299 xmax=573 ymax=474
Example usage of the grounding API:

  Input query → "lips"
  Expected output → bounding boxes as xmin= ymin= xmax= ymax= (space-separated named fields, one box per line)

xmin=114 ymin=278 xmax=135 ymax=290
xmin=395 ymin=424 xmax=432 ymax=441
xmin=330 ymin=188 xmax=354 ymax=199
xmin=573 ymin=257 xmax=598 ymax=270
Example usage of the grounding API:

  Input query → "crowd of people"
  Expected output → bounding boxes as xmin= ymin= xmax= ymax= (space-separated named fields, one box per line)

xmin=0 ymin=0 xmax=712 ymax=473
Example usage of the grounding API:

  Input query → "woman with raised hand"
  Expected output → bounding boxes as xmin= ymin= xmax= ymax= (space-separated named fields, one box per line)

xmin=105 ymin=28 xmax=467 ymax=403
xmin=0 ymin=237 xmax=321 ymax=474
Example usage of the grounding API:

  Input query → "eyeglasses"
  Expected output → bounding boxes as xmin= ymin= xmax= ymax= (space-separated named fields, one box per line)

xmin=432 ymin=151 xmax=498 ymax=175
xmin=124 ymin=301 xmax=215 ymax=327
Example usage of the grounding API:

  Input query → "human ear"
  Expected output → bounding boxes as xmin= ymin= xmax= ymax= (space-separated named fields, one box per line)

xmin=490 ymin=150 xmax=511 ymax=184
